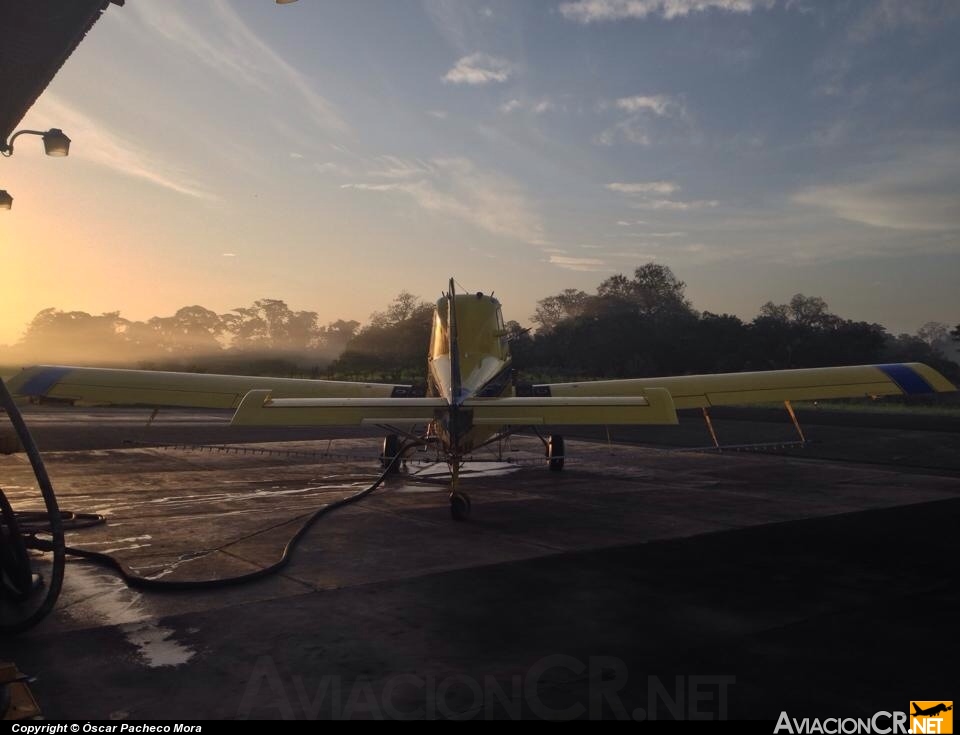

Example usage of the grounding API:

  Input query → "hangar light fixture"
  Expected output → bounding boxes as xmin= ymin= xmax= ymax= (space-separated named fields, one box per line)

xmin=1 ymin=128 xmax=71 ymax=157
xmin=0 ymin=190 xmax=11 ymax=210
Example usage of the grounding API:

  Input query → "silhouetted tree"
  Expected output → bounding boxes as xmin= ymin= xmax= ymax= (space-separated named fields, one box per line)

xmin=917 ymin=321 xmax=951 ymax=356
xmin=139 ymin=306 xmax=225 ymax=355
xmin=17 ymin=309 xmax=130 ymax=364
xmin=330 ymin=292 xmax=433 ymax=380
xmin=760 ymin=294 xmax=839 ymax=330
xmin=223 ymin=299 xmax=321 ymax=352
xmin=369 ymin=291 xmax=424 ymax=328
xmin=531 ymin=289 xmax=592 ymax=333
xmin=319 ymin=319 xmax=361 ymax=354
xmin=526 ymin=263 xmax=699 ymax=377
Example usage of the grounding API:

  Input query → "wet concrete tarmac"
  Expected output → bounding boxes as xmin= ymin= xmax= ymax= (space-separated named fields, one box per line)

xmin=2 ymin=408 xmax=959 ymax=719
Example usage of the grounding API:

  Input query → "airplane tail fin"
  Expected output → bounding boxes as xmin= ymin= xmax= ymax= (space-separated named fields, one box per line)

xmin=447 ymin=278 xmax=463 ymax=406
xmin=913 ymin=704 xmax=922 ymax=715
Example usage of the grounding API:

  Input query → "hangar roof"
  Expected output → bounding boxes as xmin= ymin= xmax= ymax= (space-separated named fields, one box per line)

xmin=0 ymin=0 xmax=123 ymax=144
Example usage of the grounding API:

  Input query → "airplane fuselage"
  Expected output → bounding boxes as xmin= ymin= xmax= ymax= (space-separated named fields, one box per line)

xmin=427 ymin=286 xmax=513 ymax=455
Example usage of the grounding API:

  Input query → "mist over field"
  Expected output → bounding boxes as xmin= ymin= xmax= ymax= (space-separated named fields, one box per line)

xmin=3 ymin=265 xmax=957 ymax=385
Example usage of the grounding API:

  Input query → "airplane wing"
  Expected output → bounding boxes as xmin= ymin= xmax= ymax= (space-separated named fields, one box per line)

xmin=532 ymin=363 xmax=955 ymax=409
xmin=231 ymin=390 xmax=678 ymax=426
xmin=6 ymin=365 xmax=418 ymax=409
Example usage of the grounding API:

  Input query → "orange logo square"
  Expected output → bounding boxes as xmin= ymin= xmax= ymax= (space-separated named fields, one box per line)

xmin=910 ymin=702 xmax=953 ymax=734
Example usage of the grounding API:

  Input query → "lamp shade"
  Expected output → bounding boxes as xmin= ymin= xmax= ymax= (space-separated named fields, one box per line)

xmin=42 ymin=129 xmax=71 ymax=157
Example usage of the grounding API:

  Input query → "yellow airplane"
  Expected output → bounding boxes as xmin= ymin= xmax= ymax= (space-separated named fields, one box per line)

xmin=7 ymin=279 xmax=956 ymax=520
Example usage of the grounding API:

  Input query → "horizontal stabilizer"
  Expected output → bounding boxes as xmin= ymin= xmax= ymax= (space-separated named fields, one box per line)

xmin=232 ymin=391 xmax=447 ymax=426
xmin=230 ymin=390 xmax=678 ymax=427
xmin=463 ymin=390 xmax=678 ymax=426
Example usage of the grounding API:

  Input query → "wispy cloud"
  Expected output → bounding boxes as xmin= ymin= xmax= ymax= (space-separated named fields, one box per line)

xmin=30 ymin=95 xmax=215 ymax=200
xmin=314 ymin=161 xmax=353 ymax=176
xmin=548 ymin=254 xmax=610 ymax=271
xmin=607 ymin=181 xmax=679 ymax=195
xmin=849 ymin=0 xmax=960 ymax=43
xmin=366 ymin=155 xmax=433 ymax=180
xmin=621 ymin=230 xmax=687 ymax=237
xmin=631 ymin=199 xmax=719 ymax=210
xmin=794 ymin=160 xmax=960 ymax=232
xmin=615 ymin=95 xmax=673 ymax=115
xmin=500 ymin=97 xmax=555 ymax=115
xmin=131 ymin=0 xmax=346 ymax=133
xmin=607 ymin=180 xmax=718 ymax=210
xmin=422 ymin=0 xmax=497 ymax=53
xmin=594 ymin=120 xmax=649 ymax=146
xmin=605 ymin=250 xmax=659 ymax=259
xmin=342 ymin=157 xmax=543 ymax=242
xmin=443 ymin=53 xmax=514 ymax=85
xmin=559 ymin=0 xmax=776 ymax=23
xmin=596 ymin=94 xmax=685 ymax=146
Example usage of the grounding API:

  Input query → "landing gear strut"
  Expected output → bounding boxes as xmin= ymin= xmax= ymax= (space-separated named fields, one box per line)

xmin=448 ymin=461 xmax=471 ymax=521
xmin=380 ymin=434 xmax=400 ymax=474
xmin=547 ymin=434 xmax=565 ymax=472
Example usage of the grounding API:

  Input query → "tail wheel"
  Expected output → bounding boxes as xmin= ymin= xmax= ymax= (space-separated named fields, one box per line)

xmin=380 ymin=434 xmax=400 ymax=473
xmin=547 ymin=435 xmax=565 ymax=472
xmin=450 ymin=492 xmax=472 ymax=522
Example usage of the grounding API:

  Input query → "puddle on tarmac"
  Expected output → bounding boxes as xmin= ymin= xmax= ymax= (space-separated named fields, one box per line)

xmin=60 ymin=563 xmax=197 ymax=669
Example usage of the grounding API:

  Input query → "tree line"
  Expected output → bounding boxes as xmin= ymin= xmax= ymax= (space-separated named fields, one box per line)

xmin=509 ymin=264 xmax=959 ymax=384
xmin=2 ymin=263 xmax=958 ymax=385
xmin=0 ymin=299 xmax=360 ymax=375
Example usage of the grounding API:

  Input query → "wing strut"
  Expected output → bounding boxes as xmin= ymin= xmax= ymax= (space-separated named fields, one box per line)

xmin=784 ymin=400 xmax=807 ymax=443
xmin=702 ymin=407 xmax=720 ymax=449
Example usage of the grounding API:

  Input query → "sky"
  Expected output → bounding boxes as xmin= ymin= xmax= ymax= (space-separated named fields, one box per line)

xmin=1 ymin=0 xmax=959 ymax=347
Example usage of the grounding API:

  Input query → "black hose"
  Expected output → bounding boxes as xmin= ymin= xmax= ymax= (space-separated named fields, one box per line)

xmin=0 ymin=489 xmax=33 ymax=602
xmin=28 ymin=438 xmax=416 ymax=591
xmin=0 ymin=378 xmax=65 ymax=634
xmin=1 ymin=384 xmax=415 ymax=600
xmin=15 ymin=510 xmax=105 ymax=533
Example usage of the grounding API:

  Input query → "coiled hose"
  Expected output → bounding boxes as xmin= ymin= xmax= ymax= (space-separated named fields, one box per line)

xmin=1 ymin=386 xmax=412 ymax=597
xmin=0 ymin=378 xmax=65 ymax=634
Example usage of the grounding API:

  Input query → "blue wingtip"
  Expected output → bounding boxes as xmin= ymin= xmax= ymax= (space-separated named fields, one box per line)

xmin=13 ymin=366 xmax=74 ymax=397
xmin=876 ymin=363 xmax=935 ymax=395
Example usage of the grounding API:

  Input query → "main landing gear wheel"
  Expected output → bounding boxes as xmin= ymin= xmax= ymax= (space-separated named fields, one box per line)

xmin=547 ymin=434 xmax=565 ymax=472
xmin=380 ymin=434 xmax=400 ymax=474
xmin=450 ymin=492 xmax=472 ymax=522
